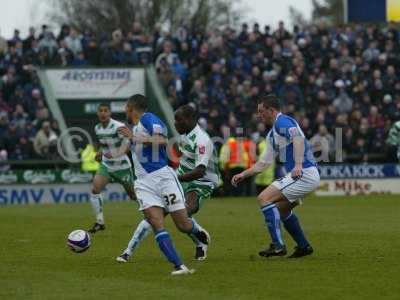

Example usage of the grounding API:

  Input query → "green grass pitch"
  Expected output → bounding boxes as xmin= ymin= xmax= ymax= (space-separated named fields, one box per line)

xmin=0 ymin=195 xmax=399 ymax=300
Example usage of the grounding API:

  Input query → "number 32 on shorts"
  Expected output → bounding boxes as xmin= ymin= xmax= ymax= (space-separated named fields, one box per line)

xmin=163 ymin=193 xmax=178 ymax=206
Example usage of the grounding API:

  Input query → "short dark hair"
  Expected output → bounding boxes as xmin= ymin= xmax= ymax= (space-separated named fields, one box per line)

xmin=175 ymin=104 xmax=197 ymax=121
xmin=98 ymin=102 xmax=111 ymax=110
xmin=258 ymin=94 xmax=281 ymax=110
xmin=127 ymin=94 xmax=148 ymax=112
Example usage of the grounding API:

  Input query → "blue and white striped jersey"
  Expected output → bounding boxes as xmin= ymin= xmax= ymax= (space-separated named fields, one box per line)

xmin=131 ymin=112 xmax=168 ymax=178
xmin=262 ymin=113 xmax=316 ymax=172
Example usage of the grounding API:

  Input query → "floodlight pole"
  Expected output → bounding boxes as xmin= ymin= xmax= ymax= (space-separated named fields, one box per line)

xmin=343 ymin=0 xmax=348 ymax=23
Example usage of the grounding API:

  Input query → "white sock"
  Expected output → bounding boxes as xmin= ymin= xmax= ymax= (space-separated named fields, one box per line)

xmin=189 ymin=217 xmax=206 ymax=247
xmin=90 ymin=193 xmax=104 ymax=224
xmin=125 ymin=219 xmax=152 ymax=255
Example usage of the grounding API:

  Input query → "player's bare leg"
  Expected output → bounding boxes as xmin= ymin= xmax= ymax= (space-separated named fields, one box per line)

xmin=143 ymin=206 xmax=194 ymax=275
xmin=185 ymin=191 xmax=208 ymax=260
xmin=122 ymin=183 xmax=136 ymax=201
xmin=143 ymin=206 xmax=165 ymax=231
xmin=170 ymin=208 xmax=210 ymax=246
xmin=185 ymin=191 xmax=200 ymax=216
xmin=275 ymin=201 xmax=298 ymax=219
xmin=88 ymin=174 xmax=109 ymax=233
xmin=117 ymin=192 xmax=209 ymax=263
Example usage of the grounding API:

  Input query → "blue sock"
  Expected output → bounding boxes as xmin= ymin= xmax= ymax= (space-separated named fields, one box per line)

xmin=155 ymin=230 xmax=182 ymax=268
xmin=283 ymin=212 xmax=309 ymax=249
xmin=260 ymin=203 xmax=284 ymax=248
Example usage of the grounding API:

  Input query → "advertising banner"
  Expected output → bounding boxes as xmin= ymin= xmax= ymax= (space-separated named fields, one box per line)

xmin=0 ymin=183 xmax=130 ymax=205
xmin=316 ymin=164 xmax=400 ymax=196
xmin=388 ymin=0 xmax=400 ymax=21
xmin=316 ymin=179 xmax=400 ymax=196
xmin=346 ymin=0 xmax=386 ymax=22
xmin=346 ymin=0 xmax=400 ymax=22
xmin=0 ymin=169 xmax=94 ymax=185
xmin=45 ymin=68 xmax=145 ymax=99
xmin=318 ymin=164 xmax=400 ymax=179
xmin=84 ymin=101 xmax=126 ymax=114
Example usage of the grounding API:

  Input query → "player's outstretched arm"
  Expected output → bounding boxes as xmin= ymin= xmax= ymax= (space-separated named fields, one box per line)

xmin=103 ymin=143 xmax=130 ymax=159
xmin=95 ymin=151 xmax=102 ymax=162
xmin=180 ymin=140 xmax=213 ymax=182
xmin=118 ymin=127 xmax=168 ymax=145
xmin=231 ymin=160 xmax=271 ymax=187
xmin=118 ymin=127 xmax=134 ymax=139
xmin=135 ymin=134 xmax=168 ymax=145
xmin=231 ymin=140 xmax=274 ymax=187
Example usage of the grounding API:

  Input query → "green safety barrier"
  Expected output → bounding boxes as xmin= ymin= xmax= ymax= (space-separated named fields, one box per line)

xmin=0 ymin=169 xmax=94 ymax=185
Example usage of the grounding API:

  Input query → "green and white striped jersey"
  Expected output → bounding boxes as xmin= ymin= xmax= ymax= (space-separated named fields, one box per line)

xmin=177 ymin=124 xmax=220 ymax=187
xmin=95 ymin=118 xmax=131 ymax=171
xmin=387 ymin=121 xmax=400 ymax=146
xmin=387 ymin=121 xmax=400 ymax=160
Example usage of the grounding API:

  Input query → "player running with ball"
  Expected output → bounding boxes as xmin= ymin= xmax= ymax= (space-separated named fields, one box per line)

xmin=117 ymin=104 xmax=219 ymax=262
xmin=118 ymin=94 xmax=210 ymax=275
xmin=232 ymin=94 xmax=320 ymax=258
xmin=88 ymin=103 xmax=135 ymax=234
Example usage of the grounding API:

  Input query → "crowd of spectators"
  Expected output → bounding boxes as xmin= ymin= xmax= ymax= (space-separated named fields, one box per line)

xmin=1 ymin=21 xmax=400 ymax=164
xmin=156 ymin=21 xmax=400 ymax=163
xmin=0 ymin=27 xmax=61 ymax=162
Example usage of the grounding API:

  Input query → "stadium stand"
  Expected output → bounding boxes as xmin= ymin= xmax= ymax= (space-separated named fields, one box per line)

xmin=1 ymin=22 xmax=400 ymax=164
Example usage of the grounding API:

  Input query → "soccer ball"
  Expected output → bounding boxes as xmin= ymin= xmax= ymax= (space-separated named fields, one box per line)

xmin=67 ymin=229 xmax=91 ymax=253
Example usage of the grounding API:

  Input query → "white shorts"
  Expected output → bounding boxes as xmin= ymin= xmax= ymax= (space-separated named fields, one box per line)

xmin=134 ymin=166 xmax=186 ymax=213
xmin=271 ymin=166 xmax=320 ymax=203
